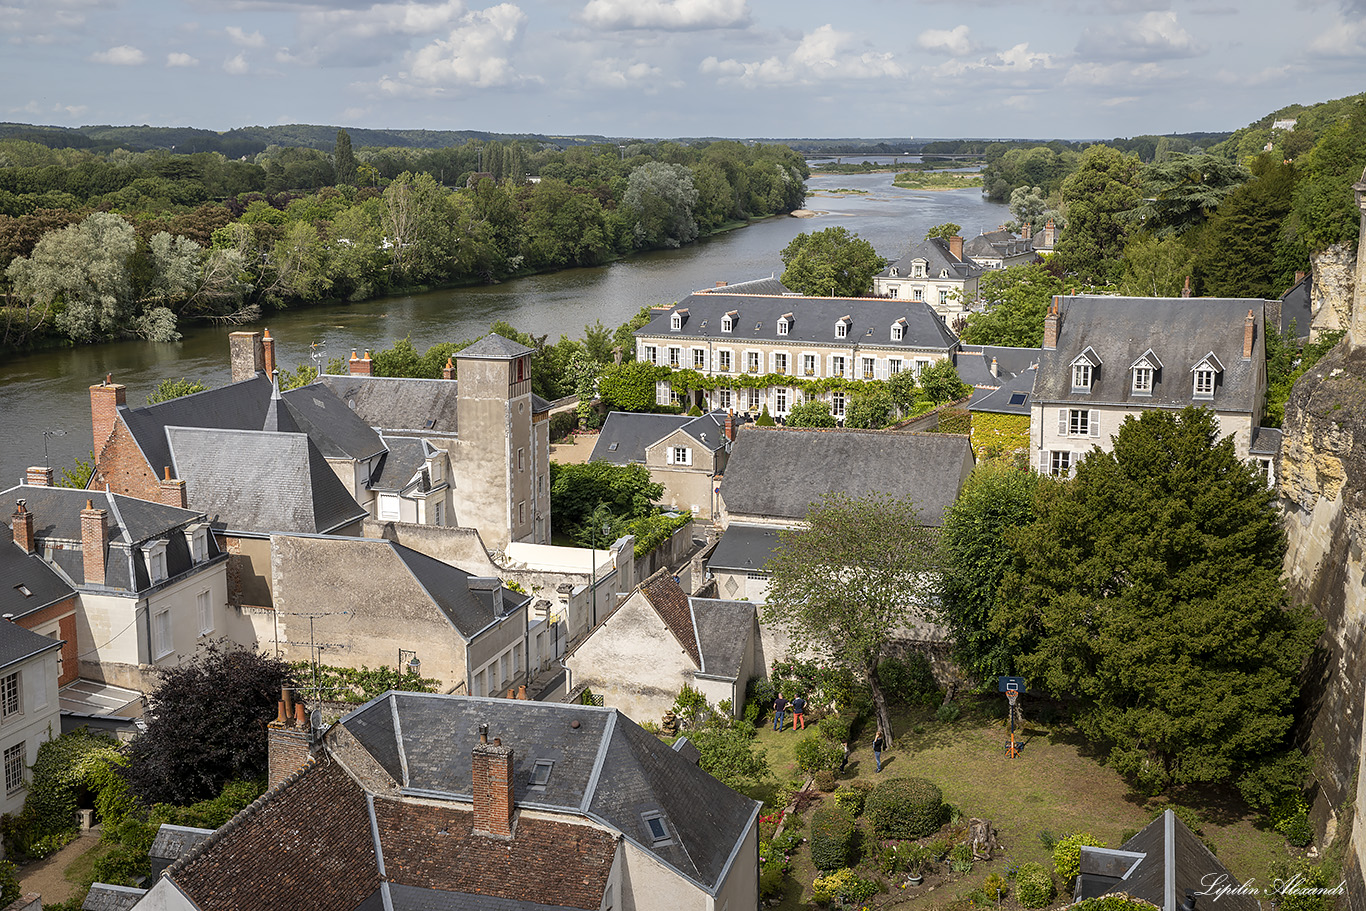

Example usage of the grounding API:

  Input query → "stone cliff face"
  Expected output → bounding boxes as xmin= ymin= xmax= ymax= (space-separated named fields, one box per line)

xmin=1310 ymin=242 xmax=1357 ymax=337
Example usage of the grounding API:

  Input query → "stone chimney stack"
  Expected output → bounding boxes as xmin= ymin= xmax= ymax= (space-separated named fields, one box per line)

xmin=990 ymin=357 xmax=999 ymax=378
xmin=1043 ymin=298 xmax=1061 ymax=350
xmin=1044 ymin=219 xmax=1056 ymax=247
xmin=472 ymin=725 xmax=515 ymax=838
xmin=1021 ymin=222 xmax=1031 ymax=240
xmin=159 ymin=466 xmax=188 ymax=509
xmin=1243 ymin=310 xmax=1256 ymax=359
xmin=229 ymin=331 xmax=265 ymax=383
xmin=89 ymin=375 xmax=127 ymax=457
xmin=443 ymin=357 xmax=456 ymax=380
xmin=948 ymin=235 xmax=964 ymax=261
xmin=715 ymin=281 xmax=728 ymax=288
xmin=26 ymin=467 xmax=53 ymax=487
xmin=261 ymin=328 xmax=276 ymax=379
xmin=11 ymin=501 xmax=34 ymax=555
xmin=81 ymin=499 xmax=109 ymax=586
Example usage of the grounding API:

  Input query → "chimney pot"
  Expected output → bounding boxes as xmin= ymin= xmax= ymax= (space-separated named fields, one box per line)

xmin=294 ymin=702 xmax=307 ymax=725
xmin=261 ymin=328 xmax=276 ymax=378
xmin=479 ymin=722 xmax=489 ymax=743
xmin=277 ymin=700 xmax=287 ymax=724
xmin=25 ymin=467 xmax=53 ymax=487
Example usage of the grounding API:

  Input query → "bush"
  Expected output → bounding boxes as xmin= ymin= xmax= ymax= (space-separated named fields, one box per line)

xmin=936 ymin=701 xmax=961 ymax=723
xmin=548 ymin=411 xmax=577 ymax=441
xmin=809 ymin=805 xmax=858 ymax=870
xmin=1151 ymin=804 xmax=1204 ymax=835
xmin=1016 ymin=862 xmax=1056 ymax=908
xmin=865 ymin=777 xmax=945 ymax=839
xmin=0 ymin=860 xmax=18 ymax=906
xmin=795 ymin=734 xmax=845 ymax=774
xmin=1 ymin=730 xmax=122 ymax=859
xmin=1053 ymin=832 xmax=1106 ymax=884
xmin=817 ymin=714 xmax=852 ymax=744
xmin=833 ymin=785 xmax=867 ymax=816
xmin=876 ymin=654 xmax=940 ymax=706
xmin=814 ymin=770 xmax=836 ymax=792
xmin=811 ymin=868 xmax=878 ymax=904
xmin=1072 ymin=899 xmax=1164 ymax=911
xmin=755 ymin=405 xmax=776 ymax=426
xmin=983 ymin=873 xmax=1009 ymax=900
xmin=1276 ymin=806 xmax=1314 ymax=847
xmin=949 ymin=841 xmax=974 ymax=873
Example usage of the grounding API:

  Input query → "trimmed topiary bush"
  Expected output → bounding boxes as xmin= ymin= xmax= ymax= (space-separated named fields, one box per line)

xmin=1016 ymin=861 xmax=1056 ymax=908
xmin=794 ymin=733 xmax=844 ymax=773
xmin=865 ymin=776 xmax=945 ymax=839
xmin=809 ymin=804 xmax=858 ymax=870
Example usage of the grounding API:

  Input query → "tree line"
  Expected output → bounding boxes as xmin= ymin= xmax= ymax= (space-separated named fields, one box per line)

xmin=0 ymin=136 xmax=807 ymax=349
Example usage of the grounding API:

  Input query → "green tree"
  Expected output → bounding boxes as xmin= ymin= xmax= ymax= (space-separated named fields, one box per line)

xmin=786 ymin=399 xmax=837 ymax=428
xmin=549 ymin=461 xmax=663 ymax=545
xmin=623 ymin=161 xmax=698 ymax=249
xmin=1195 ymin=155 xmax=1297 ymax=299
xmin=886 ymin=370 xmax=921 ymax=415
xmin=334 ymin=129 xmax=358 ymax=187
xmin=1131 ymin=153 xmax=1250 ymax=236
xmin=598 ymin=359 xmax=666 ymax=412
xmin=779 ymin=226 xmax=886 ymax=298
xmin=147 ymin=377 xmax=207 ymax=404
xmin=993 ymin=408 xmax=1322 ymax=794
xmin=1007 ymin=186 xmax=1051 ymax=235
xmin=844 ymin=384 xmax=894 ymax=429
xmin=1286 ymin=97 xmax=1366 ymax=252
xmin=755 ymin=405 xmax=776 ymax=426
xmin=1051 ymin=145 xmax=1142 ymax=285
xmin=763 ymin=492 xmax=940 ymax=743
xmin=58 ymin=450 xmax=95 ymax=489
xmin=935 ymin=462 xmax=1041 ymax=681
xmin=919 ymin=360 xmax=972 ymax=404
xmin=960 ymin=262 xmax=1062 ymax=347
xmin=924 ymin=222 xmax=962 ymax=241
xmin=1118 ymin=235 xmax=1197 ymax=298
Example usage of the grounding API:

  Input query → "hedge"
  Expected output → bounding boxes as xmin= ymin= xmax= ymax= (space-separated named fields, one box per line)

xmin=809 ymin=805 xmax=858 ymax=870
xmin=865 ymin=776 xmax=945 ymax=839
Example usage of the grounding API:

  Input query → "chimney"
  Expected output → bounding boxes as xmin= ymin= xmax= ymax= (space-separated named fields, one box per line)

xmin=158 ymin=466 xmax=187 ymax=509
xmin=948 ymin=235 xmax=964 ymax=261
xmin=1182 ymin=276 xmax=1192 ymax=298
xmin=80 ymin=499 xmax=108 ymax=586
xmin=261 ymin=328 xmax=276 ymax=378
xmin=715 ymin=281 xmax=727 ymax=288
xmin=443 ymin=357 xmax=455 ymax=380
xmin=725 ymin=410 xmax=735 ymax=441
xmin=1244 ymin=309 xmax=1256 ymax=359
xmin=89 ymin=376 xmax=127 ymax=456
xmin=472 ymin=728 xmax=515 ymax=838
xmin=348 ymin=349 xmax=372 ymax=376
xmin=1044 ymin=219 xmax=1056 ymax=247
xmin=26 ymin=467 xmax=53 ymax=487
xmin=267 ymin=693 xmax=313 ymax=789
xmin=990 ymin=357 xmax=999 ymax=378
xmin=229 ymin=331 xmax=265 ymax=383
xmin=1295 ymin=271 xmax=1306 ymax=285
xmin=1021 ymin=222 xmax=1031 ymax=240
xmin=11 ymin=501 xmax=34 ymax=555
xmin=1043 ymin=298 xmax=1061 ymax=350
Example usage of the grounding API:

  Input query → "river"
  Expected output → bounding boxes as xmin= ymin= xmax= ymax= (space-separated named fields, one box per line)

xmin=0 ymin=170 xmax=1007 ymax=484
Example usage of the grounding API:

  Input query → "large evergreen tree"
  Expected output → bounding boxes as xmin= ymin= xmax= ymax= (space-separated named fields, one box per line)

xmin=1194 ymin=154 xmax=1296 ymax=299
xmin=1051 ymin=145 xmax=1142 ymax=286
xmin=992 ymin=408 xmax=1321 ymax=794
xmin=334 ymin=129 xmax=357 ymax=186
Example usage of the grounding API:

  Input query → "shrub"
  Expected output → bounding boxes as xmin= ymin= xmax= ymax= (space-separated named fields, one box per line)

xmin=814 ymin=770 xmax=836 ymax=792
xmin=817 ymin=714 xmax=852 ymax=744
xmin=876 ymin=654 xmax=940 ymax=705
xmin=811 ymin=868 xmax=878 ymax=904
xmin=833 ymin=786 xmax=866 ymax=816
xmin=794 ymin=734 xmax=844 ymax=774
xmin=1 ymin=730 xmax=122 ymax=859
xmin=865 ymin=777 xmax=945 ymax=839
xmin=0 ymin=860 xmax=18 ymax=906
xmin=1151 ymin=804 xmax=1204 ymax=835
xmin=936 ymin=701 xmax=961 ymax=723
xmin=983 ymin=873 xmax=1009 ymax=900
xmin=1268 ymin=859 xmax=1337 ymax=911
xmin=755 ymin=406 xmax=776 ymax=426
xmin=548 ymin=411 xmax=577 ymax=441
xmin=1016 ymin=862 xmax=1056 ymax=908
xmin=1053 ymin=832 xmax=1107 ymax=884
xmin=949 ymin=841 xmax=974 ymax=873
xmin=1072 ymin=899 xmax=1163 ymax=911
xmin=1277 ymin=806 xmax=1314 ymax=847
xmin=809 ymin=805 xmax=858 ymax=870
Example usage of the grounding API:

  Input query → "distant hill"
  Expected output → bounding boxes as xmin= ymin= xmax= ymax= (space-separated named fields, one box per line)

xmin=1210 ymin=91 xmax=1366 ymax=160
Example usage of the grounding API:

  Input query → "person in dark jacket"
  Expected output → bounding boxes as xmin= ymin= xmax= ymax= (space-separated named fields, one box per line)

xmin=791 ymin=694 xmax=807 ymax=730
xmin=872 ymin=728 xmax=886 ymax=772
xmin=772 ymin=694 xmax=788 ymax=731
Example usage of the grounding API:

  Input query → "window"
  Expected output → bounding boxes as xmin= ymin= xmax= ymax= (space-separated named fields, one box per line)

xmin=4 ymin=743 xmax=24 ymax=795
xmin=499 ymin=652 xmax=510 ymax=688
xmin=914 ymin=358 xmax=931 ymax=377
xmin=889 ymin=358 xmax=903 ymax=375
xmin=145 ymin=540 xmax=169 ymax=584
xmin=519 ymin=501 xmax=526 ymax=525
xmin=717 ymin=350 xmax=732 ymax=372
xmin=862 ymin=357 xmax=875 ymax=379
xmin=518 ymin=448 xmax=525 ymax=471
xmin=891 ymin=323 xmax=904 ymax=341
xmin=721 ymin=314 xmax=734 ymax=333
xmin=670 ymin=312 xmax=682 ymax=331
xmin=913 ymin=263 xmax=925 ymax=277
xmin=642 ymin=812 xmax=673 ymax=846
xmin=1065 ymin=409 xmax=1098 ymax=437
xmin=773 ymin=353 xmax=788 ymax=374
xmin=777 ymin=318 xmax=789 ymax=336
xmin=939 ymin=290 xmax=950 ymax=305
xmin=435 ymin=502 xmax=445 ymax=525
xmin=669 ymin=446 xmax=692 ymax=466
xmin=530 ymin=759 xmax=554 ymax=789
xmin=643 ymin=345 xmax=657 ymax=365
xmin=1132 ymin=366 xmax=1152 ymax=394
xmin=831 ymin=392 xmax=846 ymax=418
xmin=717 ymin=388 xmax=732 ymax=410
xmin=746 ymin=351 xmax=760 ymax=373
xmin=0 ymin=673 xmax=19 ymax=720
xmin=835 ymin=321 xmax=848 ymax=339
xmin=378 ymin=494 xmax=400 ymax=520
xmin=912 ymin=287 xmax=924 ymax=301
xmin=803 ymin=354 xmax=817 ymax=376
xmin=889 ymin=267 xmax=899 ymax=277
xmin=1071 ymin=363 xmax=1092 ymax=391
xmin=1194 ymin=369 xmax=1216 ymax=398
xmin=1049 ymin=451 xmax=1073 ymax=478
xmin=668 ymin=347 xmax=681 ymax=368
xmin=154 ymin=609 xmax=172 ymax=659
xmin=746 ymin=388 xmax=760 ymax=411
xmin=888 ymin=287 xmax=898 ymax=298
xmin=198 ymin=590 xmax=213 ymax=636
xmin=831 ymin=356 xmax=846 ymax=377
xmin=693 ymin=349 xmax=706 ymax=370
xmin=775 ymin=388 xmax=789 ymax=414
xmin=186 ymin=525 xmax=208 ymax=563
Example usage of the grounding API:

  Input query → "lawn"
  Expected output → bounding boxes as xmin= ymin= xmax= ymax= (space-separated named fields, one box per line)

xmin=744 ymin=696 xmax=1292 ymax=909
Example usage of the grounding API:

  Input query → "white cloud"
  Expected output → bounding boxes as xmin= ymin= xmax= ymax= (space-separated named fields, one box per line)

xmin=90 ymin=44 xmax=146 ymax=65
xmin=580 ymin=0 xmax=749 ymax=30
xmin=701 ymin=24 xmax=903 ymax=86
xmin=166 ymin=51 xmax=199 ymax=67
xmin=224 ymin=52 xmax=250 ymax=74
xmin=1077 ymin=11 xmax=1203 ymax=60
xmin=585 ymin=58 xmax=665 ymax=88
xmin=381 ymin=3 xmax=528 ymax=91
xmin=295 ymin=0 xmax=466 ymax=66
xmin=926 ymin=42 xmax=1055 ymax=79
xmin=1308 ymin=17 xmax=1366 ymax=56
xmin=226 ymin=25 xmax=267 ymax=47
xmin=917 ymin=25 xmax=975 ymax=56
xmin=1062 ymin=60 xmax=1174 ymax=87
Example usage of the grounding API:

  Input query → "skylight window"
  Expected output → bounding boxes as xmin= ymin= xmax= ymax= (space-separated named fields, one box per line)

xmin=530 ymin=759 xmax=554 ymax=788
xmin=607 ymin=442 xmax=619 ymax=452
xmin=1008 ymin=393 xmax=1028 ymax=406
xmin=14 ymin=584 xmax=30 ymax=598
xmin=642 ymin=811 xmax=673 ymax=845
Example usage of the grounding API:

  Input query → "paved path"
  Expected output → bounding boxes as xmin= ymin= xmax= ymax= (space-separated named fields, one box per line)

xmin=17 ymin=830 xmax=100 ymax=904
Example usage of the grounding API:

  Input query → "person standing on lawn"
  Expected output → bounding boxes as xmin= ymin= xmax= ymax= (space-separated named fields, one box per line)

xmin=773 ymin=693 xmax=788 ymax=731
xmin=791 ymin=694 xmax=807 ymax=730
xmin=872 ymin=727 xmax=886 ymax=772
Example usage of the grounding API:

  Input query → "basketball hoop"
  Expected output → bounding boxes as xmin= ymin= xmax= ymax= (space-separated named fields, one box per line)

xmin=1006 ymin=690 xmax=1018 ymax=708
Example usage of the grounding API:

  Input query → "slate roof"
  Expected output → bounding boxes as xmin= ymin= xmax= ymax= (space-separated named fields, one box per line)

xmin=1250 ymin=426 xmax=1283 ymax=456
xmin=371 ymin=436 xmax=433 ymax=493
xmin=591 ymin=413 xmax=693 ymax=464
xmin=81 ymin=883 xmax=147 ymax=911
xmin=1035 ymin=296 xmax=1268 ymax=413
xmin=878 ymin=237 xmax=984 ymax=282
xmin=280 ymin=385 xmax=387 ymax=460
xmin=149 ymin=823 xmax=214 ymax=878
xmin=1280 ymin=273 xmax=1312 ymax=339
xmin=636 ymin=291 xmax=958 ymax=352
xmin=955 ymin=345 xmax=1041 ymax=387
xmin=968 ymin=367 xmax=1037 ymax=416
xmin=459 ymin=334 xmax=534 ymax=359
xmin=694 ymin=276 xmax=791 ymax=296
xmin=337 ymin=692 xmax=760 ymax=895
xmin=0 ymin=606 xmax=64 ymax=672
xmin=963 ymin=230 xmax=1035 ymax=263
xmin=639 ymin=570 xmax=702 ymax=666
xmin=0 ymin=523 xmax=76 ymax=618
xmin=707 ymin=523 xmax=782 ymax=573
xmin=167 ymin=428 xmax=368 ymax=535
xmin=720 ymin=426 xmax=973 ymax=526
xmin=316 ymin=375 xmax=462 ymax=434
xmin=391 ymin=544 xmax=529 ymax=640
xmin=689 ymin=598 xmax=755 ymax=680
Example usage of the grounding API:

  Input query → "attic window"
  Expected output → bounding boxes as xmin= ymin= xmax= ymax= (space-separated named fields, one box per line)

xmin=14 ymin=585 xmax=30 ymax=598
xmin=1008 ymin=392 xmax=1028 ymax=406
xmin=530 ymin=759 xmax=554 ymax=789
xmin=424 ymin=419 xmax=436 ymax=429
xmin=721 ymin=313 xmax=735 ymax=333
xmin=641 ymin=811 xmax=673 ymax=846
xmin=607 ymin=442 xmax=619 ymax=452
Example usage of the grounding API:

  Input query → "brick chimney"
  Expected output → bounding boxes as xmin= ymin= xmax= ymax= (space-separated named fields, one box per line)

xmin=1182 ymin=276 xmax=1192 ymax=298
xmin=229 ymin=331 xmax=265 ymax=382
xmin=90 ymin=375 xmax=127 ymax=456
xmin=1021 ymin=222 xmax=1032 ymax=240
xmin=1044 ymin=219 xmax=1056 ymax=247
xmin=267 ymin=687 xmax=313 ymax=789
xmin=26 ymin=467 xmax=53 ymax=487
xmin=1295 ymin=271 xmax=1306 ymax=285
xmin=81 ymin=500 xmax=108 ymax=586
xmin=1043 ymin=298 xmax=1061 ymax=350
xmin=1243 ymin=309 xmax=1256 ymax=359
xmin=715 ymin=281 xmax=727 ymax=288
xmin=948 ymin=235 xmax=964 ymax=261
xmin=725 ymin=410 xmax=735 ymax=441
xmin=349 ymin=350 xmax=372 ymax=376
xmin=472 ymin=725 xmax=515 ymax=838
xmin=443 ymin=357 xmax=455 ymax=380
xmin=11 ymin=501 xmax=34 ymax=555
xmin=158 ymin=466 xmax=187 ymax=509
xmin=262 ymin=328 xmax=276 ymax=379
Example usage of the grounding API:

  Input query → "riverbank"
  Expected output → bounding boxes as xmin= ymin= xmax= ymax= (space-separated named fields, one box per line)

xmin=892 ymin=172 xmax=984 ymax=191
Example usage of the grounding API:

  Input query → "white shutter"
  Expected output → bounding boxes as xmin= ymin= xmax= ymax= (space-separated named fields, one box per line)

xmin=1058 ymin=409 xmax=1067 ymax=435
xmin=1089 ymin=410 xmax=1100 ymax=438
xmin=683 ymin=448 xmax=692 ymax=466
xmin=666 ymin=448 xmax=675 ymax=465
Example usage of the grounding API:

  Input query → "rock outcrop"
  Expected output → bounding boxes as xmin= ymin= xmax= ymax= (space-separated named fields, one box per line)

xmin=1310 ymin=241 xmax=1357 ymax=338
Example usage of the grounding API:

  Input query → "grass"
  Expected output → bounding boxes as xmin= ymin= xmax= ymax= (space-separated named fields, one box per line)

xmin=743 ymin=697 xmax=1293 ymax=909
xmin=892 ymin=172 xmax=984 ymax=191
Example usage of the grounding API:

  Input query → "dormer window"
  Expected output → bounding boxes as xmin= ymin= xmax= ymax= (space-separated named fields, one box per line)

xmin=835 ymin=316 xmax=851 ymax=339
xmin=913 ymin=262 xmax=925 ymax=277
xmin=891 ymin=318 xmax=907 ymax=341
xmin=144 ymin=540 xmax=169 ymax=584
xmin=889 ymin=266 xmax=899 ymax=277
xmin=1130 ymin=349 xmax=1162 ymax=396
xmin=641 ymin=811 xmax=674 ymax=846
xmin=777 ymin=313 xmax=792 ymax=336
xmin=1070 ymin=347 xmax=1101 ymax=393
xmin=184 ymin=523 xmax=209 ymax=563
xmin=669 ymin=309 xmax=688 ymax=331
xmin=1191 ymin=353 xmax=1223 ymax=399
xmin=721 ymin=310 xmax=736 ymax=333
xmin=940 ymin=269 xmax=949 ymax=278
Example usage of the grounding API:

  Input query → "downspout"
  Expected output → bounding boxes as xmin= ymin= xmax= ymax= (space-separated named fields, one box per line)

xmin=139 ymin=597 xmax=152 ymax=667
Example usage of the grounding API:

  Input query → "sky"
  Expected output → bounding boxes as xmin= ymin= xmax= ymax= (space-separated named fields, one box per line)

xmin=1 ymin=0 xmax=1364 ymax=141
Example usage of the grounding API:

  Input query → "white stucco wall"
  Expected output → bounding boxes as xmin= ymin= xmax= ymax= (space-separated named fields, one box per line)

xmin=0 ymin=650 xmax=61 ymax=817
xmin=1031 ymin=402 xmax=1257 ymax=475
